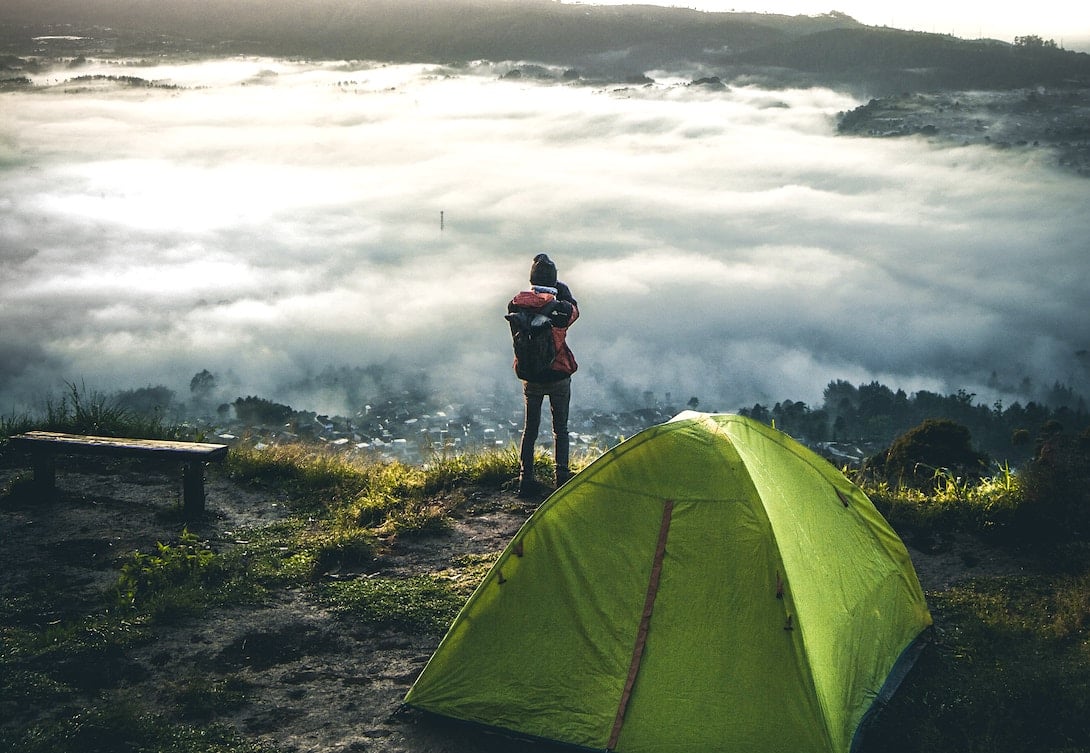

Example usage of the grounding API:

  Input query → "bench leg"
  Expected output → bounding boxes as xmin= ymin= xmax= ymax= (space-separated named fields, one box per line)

xmin=182 ymin=461 xmax=206 ymax=519
xmin=31 ymin=453 xmax=56 ymax=499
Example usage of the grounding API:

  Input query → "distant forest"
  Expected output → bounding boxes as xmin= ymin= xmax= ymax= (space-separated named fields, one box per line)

xmin=3 ymin=0 xmax=1090 ymax=92
xmin=737 ymin=379 xmax=1089 ymax=464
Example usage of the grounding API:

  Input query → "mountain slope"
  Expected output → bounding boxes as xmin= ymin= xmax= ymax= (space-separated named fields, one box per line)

xmin=2 ymin=0 xmax=1089 ymax=91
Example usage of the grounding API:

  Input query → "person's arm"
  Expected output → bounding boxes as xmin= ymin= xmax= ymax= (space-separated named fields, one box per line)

xmin=555 ymin=281 xmax=577 ymax=306
xmin=549 ymin=299 xmax=578 ymax=327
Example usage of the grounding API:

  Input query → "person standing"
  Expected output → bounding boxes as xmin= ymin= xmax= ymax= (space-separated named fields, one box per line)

xmin=506 ymin=253 xmax=579 ymax=497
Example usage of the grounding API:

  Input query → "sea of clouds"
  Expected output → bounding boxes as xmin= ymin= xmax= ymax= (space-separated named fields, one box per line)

xmin=1 ymin=57 xmax=1088 ymax=419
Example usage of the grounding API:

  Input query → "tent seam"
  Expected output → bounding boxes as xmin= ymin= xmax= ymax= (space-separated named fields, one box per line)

xmin=607 ymin=498 xmax=674 ymax=751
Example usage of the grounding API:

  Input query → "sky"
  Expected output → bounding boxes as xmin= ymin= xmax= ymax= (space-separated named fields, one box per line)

xmin=565 ymin=1 xmax=1090 ymax=51
xmin=1 ymin=57 xmax=1089 ymax=422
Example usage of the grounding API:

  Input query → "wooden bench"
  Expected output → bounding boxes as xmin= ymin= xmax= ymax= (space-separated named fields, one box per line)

xmin=7 ymin=431 xmax=229 ymax=518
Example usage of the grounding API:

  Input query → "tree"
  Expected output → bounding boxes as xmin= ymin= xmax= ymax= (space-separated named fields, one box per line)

xmin=740 ymin=403 xmax=771 ymax=425
xmin=112 ymin=385 xmax=175 ymax=417
xmin=858 ymin=381 xmax=896 ymax=418
xmin=233 ymin=396 xmax=294 ymax=426
xmin=822 ymin=379 xmax=858 ymax=411
xmin=190 ymin=369 xmax=216 ymax=400
xmin=1014 ymin=34 xmax=1058 ymax=50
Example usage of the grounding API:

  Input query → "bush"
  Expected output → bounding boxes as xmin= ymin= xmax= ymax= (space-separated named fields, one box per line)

xmin=866 ymin=418 xmax=989 ymax=489
xmin=1014 ymin=429 xmax=1090 ymax=544
xmin=116 ymin=529 xmax=225 ymax=618
xmin=43 ymin=381 xmax=169 ymax=439
xmin=232 ymin=396 xmax=294 ymax=426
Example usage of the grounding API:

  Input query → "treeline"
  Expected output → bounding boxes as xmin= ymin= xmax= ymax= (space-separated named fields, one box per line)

xmin=730 ymin=25 xmax=1090 ymax=91
xmin=739 ymin=379 xmax=1089 ymax=464
xmin=4 ymin=0 xmax=1089 ymax=92
xmin=68 ymin=73 xmax=180 ymax=88
xmin=31 ymin=372 xmax=1090 ymax=470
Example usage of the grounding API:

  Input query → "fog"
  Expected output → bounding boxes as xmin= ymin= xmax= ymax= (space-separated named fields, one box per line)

xmin=2 ymin=57 xmax=1088 ymax=419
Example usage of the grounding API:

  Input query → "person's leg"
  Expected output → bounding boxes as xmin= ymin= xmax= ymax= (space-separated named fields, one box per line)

xmin=519 ymin=385 xmax=545 ymax=495
xmin=549 ymin=378 xmax=572 ymax=486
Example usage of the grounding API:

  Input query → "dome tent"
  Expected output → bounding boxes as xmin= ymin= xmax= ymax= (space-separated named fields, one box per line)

xmin=405 ymin=412 xmax=932 ymax=753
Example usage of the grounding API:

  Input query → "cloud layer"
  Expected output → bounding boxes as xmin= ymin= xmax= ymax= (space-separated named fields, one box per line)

xmin=2 ymin=58 xmax=1088 ymax=418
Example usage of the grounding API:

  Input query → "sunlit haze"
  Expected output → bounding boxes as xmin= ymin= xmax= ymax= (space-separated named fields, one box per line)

xmin=3 ymin=56 xmax=1088 ymax=419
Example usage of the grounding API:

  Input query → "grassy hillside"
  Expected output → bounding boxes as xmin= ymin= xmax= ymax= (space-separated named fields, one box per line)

xmin=2 ymin=418 xmax=1089 ymax=751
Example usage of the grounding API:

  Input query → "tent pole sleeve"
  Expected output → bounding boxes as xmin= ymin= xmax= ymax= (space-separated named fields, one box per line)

xmin=608 ymin=499 xmax=675 ymax=751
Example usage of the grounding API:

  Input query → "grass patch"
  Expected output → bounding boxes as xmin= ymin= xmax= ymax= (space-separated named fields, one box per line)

xmin=172 ymin=672 xmax=253 ymax=722
xmin=863 ymin=573 xmax=1090 ymax=752
xmin=322 ymin=551 xmax=499 ymax=635
xmin=862 ymin=465 xmax=1021 ymax=546
xmin=422 ymin=445 xmax=522 ymax=491
xmin=0 ymin=669 xmax=74 ymax=723
xmin=323 ymin=575 xmax=466 ymax=633
xmin=2 ymin=613 xmax=150 ymax=666
xmin=225 ymin=442 xmax=521 ymax=576
xmin=219 ymin=518 xmax=316 ymax=587
xmin=225 ymin=443 xmax=373 ymax=510
xmin=3 ymin=699 xmax=275 ymax=753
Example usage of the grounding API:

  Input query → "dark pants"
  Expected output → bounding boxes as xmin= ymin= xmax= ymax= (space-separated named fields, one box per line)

xmin=520 ymin=377 xmax=571 ymax=481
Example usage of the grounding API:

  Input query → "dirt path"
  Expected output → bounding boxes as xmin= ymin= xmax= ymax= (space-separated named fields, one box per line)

xmin=0 ymin=459 xmax=540 ymax=752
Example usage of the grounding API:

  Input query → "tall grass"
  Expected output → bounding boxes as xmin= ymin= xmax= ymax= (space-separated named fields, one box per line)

xmin=0 ymin=381 xmax=176 ymax=440
xmin=222 ymin=442 xmax=526 ymax=581
xmin=861 ymin=464 xmax=1021 ymax=544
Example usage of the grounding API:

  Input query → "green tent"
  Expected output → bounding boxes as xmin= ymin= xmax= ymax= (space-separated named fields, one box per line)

xmin=405 ymin=412 xmax=932 ymax=753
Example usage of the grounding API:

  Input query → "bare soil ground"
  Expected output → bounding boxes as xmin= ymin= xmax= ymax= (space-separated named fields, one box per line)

xmin=0 ymin=457 xmax=1032 ymax=752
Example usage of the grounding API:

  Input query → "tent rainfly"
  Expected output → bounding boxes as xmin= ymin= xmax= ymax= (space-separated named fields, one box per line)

xmin=405 ymin=412 xmax=932 ymax=753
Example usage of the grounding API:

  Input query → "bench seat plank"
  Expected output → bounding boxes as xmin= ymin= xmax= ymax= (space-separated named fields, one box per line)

xmin=8 ymin=431 xmax=229 ymax=518
xmin=10 ymin=431 xmax=229 ymax=461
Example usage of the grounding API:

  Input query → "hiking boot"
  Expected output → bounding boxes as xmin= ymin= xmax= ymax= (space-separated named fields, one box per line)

xmin=517 ymin=475 xmax=545 ymax=499
xmin=555 ymin=468 xmax=573 ymax=487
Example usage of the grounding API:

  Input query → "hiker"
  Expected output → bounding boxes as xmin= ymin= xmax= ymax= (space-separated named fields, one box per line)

xmin=506 ymin=253 xmax=579 ymax=497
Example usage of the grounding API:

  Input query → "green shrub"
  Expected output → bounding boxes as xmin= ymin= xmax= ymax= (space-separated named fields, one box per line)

xmin=116 ymin=529 xmax=224 ymax=618
xmin=1014 ymin=429 xmax=1090 ymax=545
xmin=867 ymin=418 xmax=989 ymax=489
